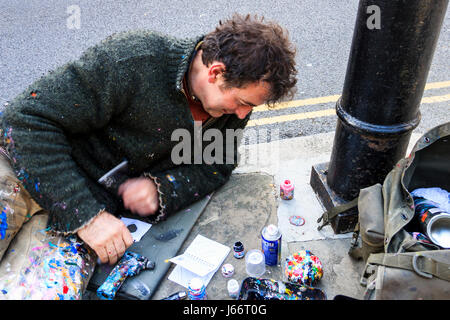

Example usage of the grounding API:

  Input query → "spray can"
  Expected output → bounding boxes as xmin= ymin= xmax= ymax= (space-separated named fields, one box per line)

xmin=413 ymin=197 xmax=450 ymax=248
xmin=280 ymin=180 xmax=294 ymax=200
xmin=261 ymin=224 xmax=282 ymax=266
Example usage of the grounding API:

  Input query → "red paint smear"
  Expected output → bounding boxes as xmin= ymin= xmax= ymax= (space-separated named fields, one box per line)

xmin=421 ymin=212 xmax=428 ymax=223
xmin=63 ymin=286 xmax=68 ymax=294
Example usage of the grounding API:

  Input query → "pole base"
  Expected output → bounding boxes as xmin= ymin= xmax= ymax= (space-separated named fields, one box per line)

xmin=310 ymin=162 xmax=358 ymax=234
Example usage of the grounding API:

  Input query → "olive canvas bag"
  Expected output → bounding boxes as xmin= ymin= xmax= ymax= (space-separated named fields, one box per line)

xmin=320 ymin=122 xmax=450 ymax=299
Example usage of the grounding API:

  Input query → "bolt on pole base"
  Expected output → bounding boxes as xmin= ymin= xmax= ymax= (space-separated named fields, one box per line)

xmin=310 ymin=162 xmax=358 ymax=234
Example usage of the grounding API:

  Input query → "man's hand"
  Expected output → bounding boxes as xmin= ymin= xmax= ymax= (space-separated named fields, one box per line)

xmin=118 ymin=177 xmax=159 ymax=216
xmin=77 ymin=211 xmax=133 ymax=265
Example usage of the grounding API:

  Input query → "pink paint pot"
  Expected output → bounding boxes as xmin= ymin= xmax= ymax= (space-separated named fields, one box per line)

xmin=280 ymin=179 xmax=294 ymax=200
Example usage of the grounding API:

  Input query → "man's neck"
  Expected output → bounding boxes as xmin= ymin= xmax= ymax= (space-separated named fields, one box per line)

xmin=187 ymin=50 xmax=204 ymax=101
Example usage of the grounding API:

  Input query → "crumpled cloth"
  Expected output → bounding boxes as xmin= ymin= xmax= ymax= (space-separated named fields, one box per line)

xmin=411 ymin=187 xmax=450 ymax=213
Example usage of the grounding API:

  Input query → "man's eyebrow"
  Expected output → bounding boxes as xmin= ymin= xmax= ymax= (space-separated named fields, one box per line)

xmin=241 ymin=100 xmax=257 ymax=107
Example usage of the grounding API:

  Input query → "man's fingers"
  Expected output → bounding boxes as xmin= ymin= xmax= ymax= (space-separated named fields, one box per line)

xmin=122 ymin=189 xmax=149 ymax=208
xmin=77 ymin=211 xmax=135 ymax=265
xmin=113 ymin=238 xmax=126 ymax=259
xmin=122 ymin=227 xmax=134 ymax=248
xmin=124 ymin=195 xmax=158 ymax=215
xmin=106 ymin=244 xmax=118 ymax=265
xmin=98 ymin=247 xmax=109 ymax=264
xmin=130 ymin=199 xmax=158 ymax=216
xmin=117 ymin=180 xmax=132 ymax=196
xmin=120 ymin=178 xmax=159 ymax=213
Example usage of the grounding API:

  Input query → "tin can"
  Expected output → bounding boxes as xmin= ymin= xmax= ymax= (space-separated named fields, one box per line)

xmin=280 ymin=179 xmax=294 ymax=200
xmin=261 ymin=224 xmax=282 ymax=266
xmin=414 ymin=197 xmax=450 ymax=248
xmin=188 ymin=278 xmax=207 ymax=300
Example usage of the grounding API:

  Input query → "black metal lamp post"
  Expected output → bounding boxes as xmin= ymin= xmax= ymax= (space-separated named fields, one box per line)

xmin=310 ymin=0 xmax=449 ymax=234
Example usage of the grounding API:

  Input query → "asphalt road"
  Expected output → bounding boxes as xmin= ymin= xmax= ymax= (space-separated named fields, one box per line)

xmin=1 ymin=0 xmax=449 ymax=142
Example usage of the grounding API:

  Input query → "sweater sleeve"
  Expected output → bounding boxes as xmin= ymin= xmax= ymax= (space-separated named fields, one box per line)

xmin=143 ymin=114 xmax=250 ymax=223
xmin=0 ymin=37 xmax=129 ymax=234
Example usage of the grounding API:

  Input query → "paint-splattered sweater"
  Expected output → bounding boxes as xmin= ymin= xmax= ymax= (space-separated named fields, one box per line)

xmin=0 ymin=30 xmax=250 ymax=235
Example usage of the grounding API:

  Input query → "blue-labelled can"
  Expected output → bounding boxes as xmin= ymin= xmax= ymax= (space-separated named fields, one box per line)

xmin=188 ymin=277 xmax=207 ymax=300
xmin=261 ymin=224 xmax=282 ymax=266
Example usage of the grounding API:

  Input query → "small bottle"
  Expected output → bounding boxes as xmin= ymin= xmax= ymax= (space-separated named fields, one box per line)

xmin=280 ymin=180 xmax=294 ymax=200
xmin=221 ymin=263 xmax=235 ymax=278
xmin=233 ymin=241 xmax=245 ymax=259
xmin=227 ymin=279 xmax=240 ymax=299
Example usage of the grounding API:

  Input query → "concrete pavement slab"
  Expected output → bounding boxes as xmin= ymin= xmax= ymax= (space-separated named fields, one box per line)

xmin=235 ymin=130 xmax=422 ymax=244
xmin=152 ymin=173 xmax=280 ymax=300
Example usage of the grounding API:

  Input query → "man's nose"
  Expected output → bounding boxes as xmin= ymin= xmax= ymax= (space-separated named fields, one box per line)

xmin=234 ymin=106 xmax=253 ymax=119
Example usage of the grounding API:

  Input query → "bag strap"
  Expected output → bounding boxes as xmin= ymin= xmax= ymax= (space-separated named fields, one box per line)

xmin=348 ymin=222 xmax=363 ymax=260
xmin=367 ymin=252 xmax=450 ymax=281
xmin=317 ymin=197 xmax=359 ymax=231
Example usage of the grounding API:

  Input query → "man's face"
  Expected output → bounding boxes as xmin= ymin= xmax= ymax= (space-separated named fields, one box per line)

xmin=199 ymin=66 xmax=270 ymax=120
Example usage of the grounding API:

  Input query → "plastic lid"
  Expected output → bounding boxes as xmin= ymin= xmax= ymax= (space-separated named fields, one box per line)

xmin=188 ymin=277 xmax=204 ymax=290
xmin=234 ymin=241 xmax=244 ymax=250
xmin=221 ymin=263 xmax=235 ymax=277
xmin=267 ymin=224 xmax=279 ymax=236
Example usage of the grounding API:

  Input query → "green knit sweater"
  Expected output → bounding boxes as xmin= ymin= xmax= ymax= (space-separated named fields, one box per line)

xmin=0 ymin=30 xmax=250 ymax=234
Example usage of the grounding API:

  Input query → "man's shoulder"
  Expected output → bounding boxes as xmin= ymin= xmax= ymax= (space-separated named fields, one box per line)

xmin=95 ymin=30 xmax=171 ymax=59
xmin=102 ymin=30 xmax=168 ymax=45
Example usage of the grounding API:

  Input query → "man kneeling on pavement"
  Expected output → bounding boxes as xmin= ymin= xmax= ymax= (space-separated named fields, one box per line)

xmin=0 ymin=14 xmax=297 ymax=299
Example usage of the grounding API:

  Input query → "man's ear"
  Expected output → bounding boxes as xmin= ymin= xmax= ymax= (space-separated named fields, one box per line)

xmin=207 ymin=62 xmax=226 ymax=83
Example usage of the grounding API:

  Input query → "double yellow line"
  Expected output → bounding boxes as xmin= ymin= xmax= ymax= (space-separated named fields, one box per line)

xmin=247 ymin=80 xmax=450 ymax=127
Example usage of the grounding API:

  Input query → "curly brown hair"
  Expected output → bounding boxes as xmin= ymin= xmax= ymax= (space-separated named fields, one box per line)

xmin=201 ymin=14 xmax=297 ymax=106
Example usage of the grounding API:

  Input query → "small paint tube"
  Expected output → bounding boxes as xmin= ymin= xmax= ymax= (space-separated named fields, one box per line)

xmin=161 ymin=291 xmax=187 ymax=300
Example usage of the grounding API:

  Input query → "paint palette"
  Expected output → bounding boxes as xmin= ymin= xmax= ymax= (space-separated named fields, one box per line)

xmin=237 ymin=277 xmax=327 ymax=300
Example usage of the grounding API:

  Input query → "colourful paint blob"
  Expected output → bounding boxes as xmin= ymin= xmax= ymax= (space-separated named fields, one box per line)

xmin=284 ymin=250 xmax=323 ymax=286
xmin=0 ymin=235 xmax=96 ymax=300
